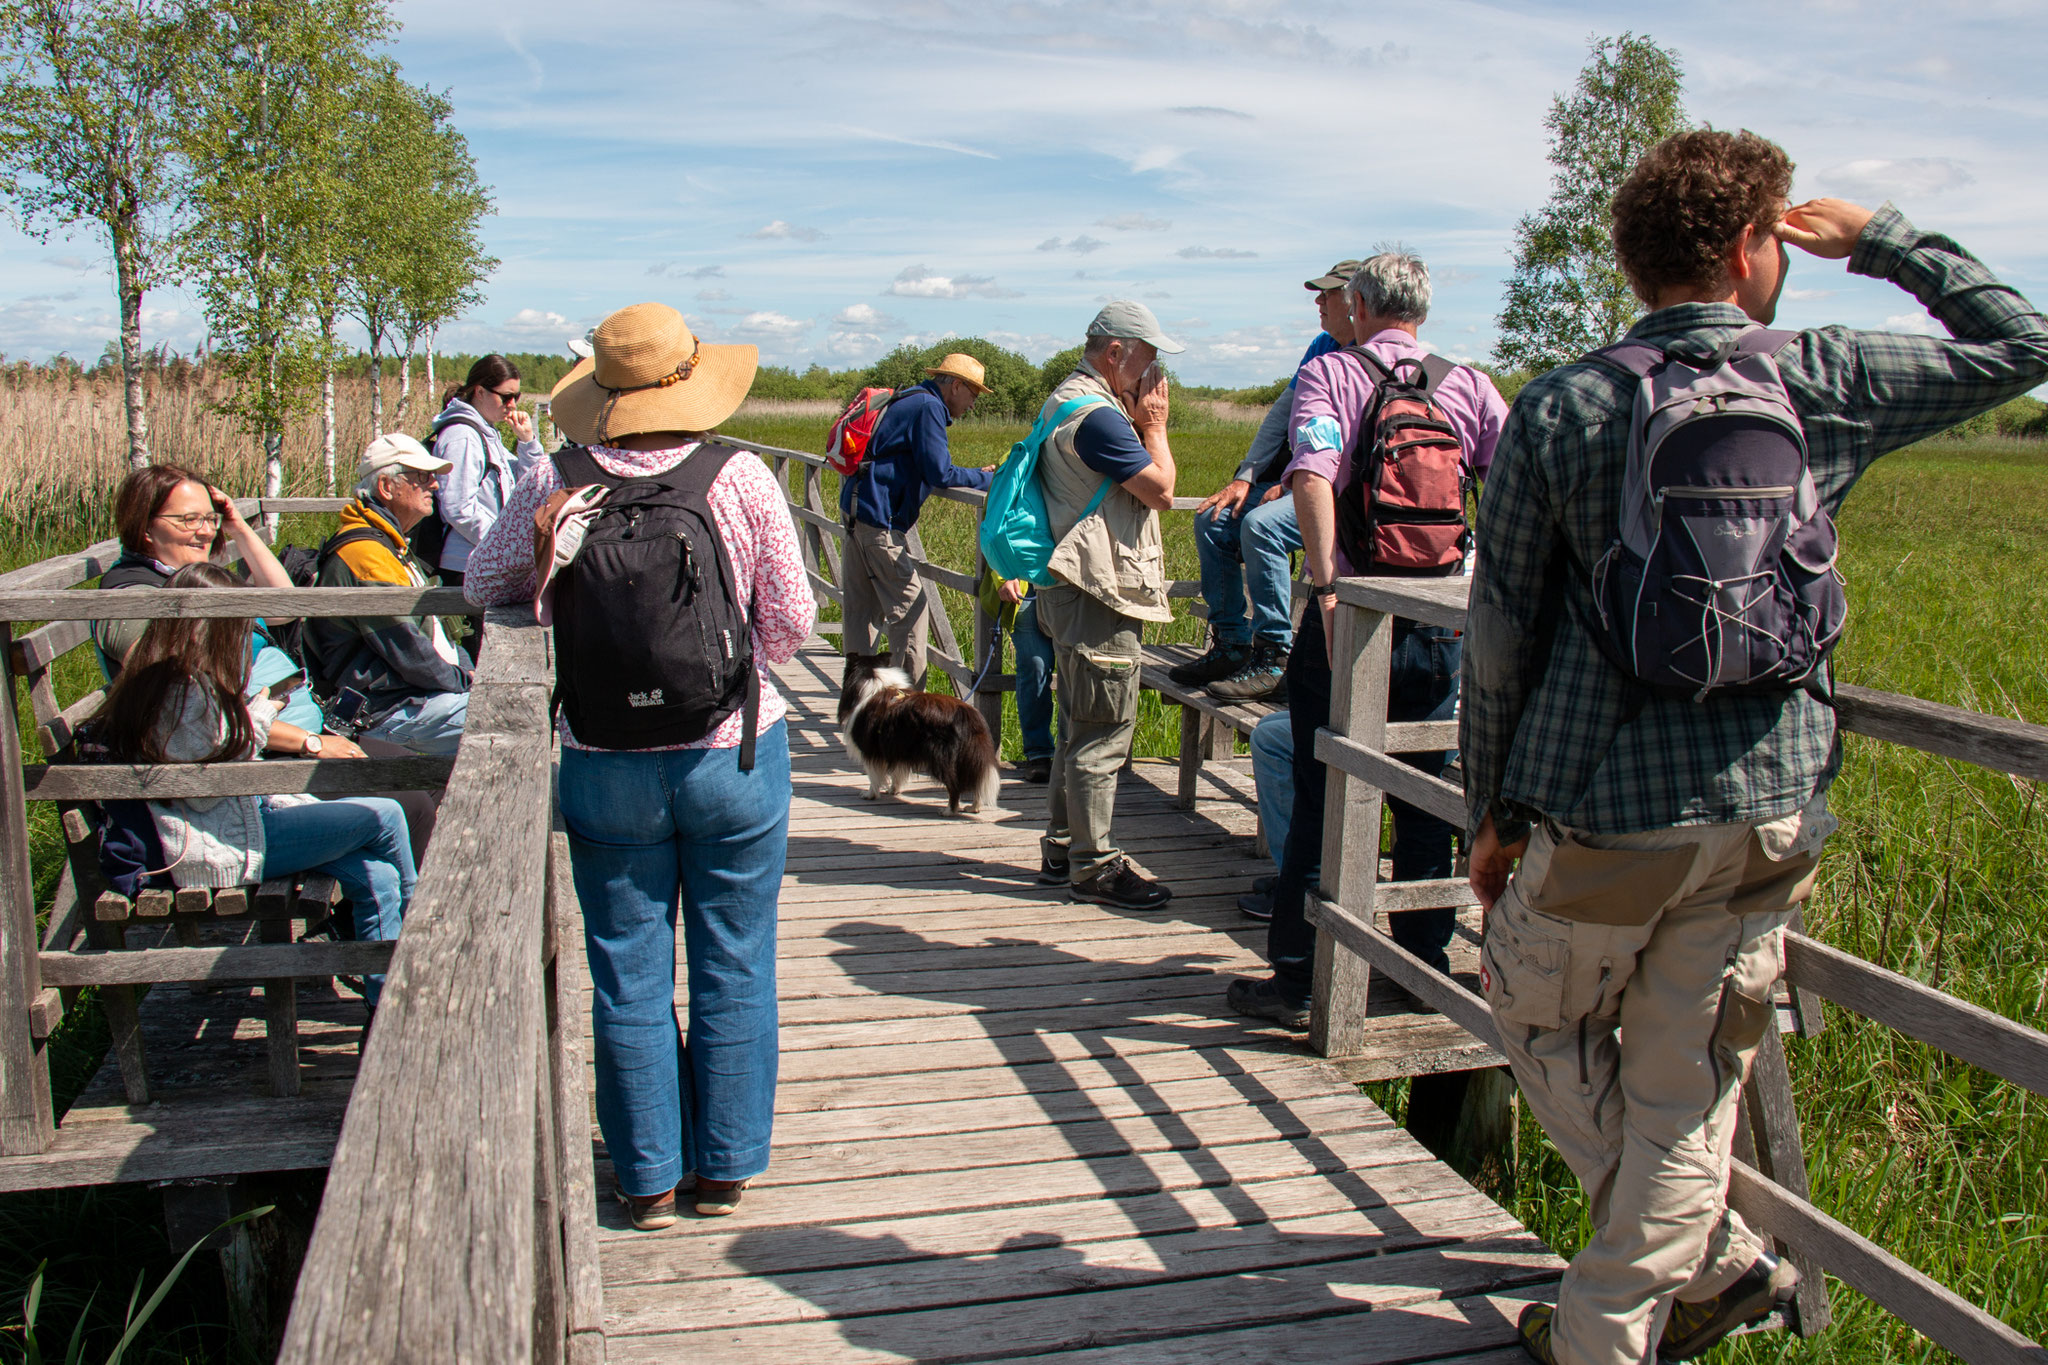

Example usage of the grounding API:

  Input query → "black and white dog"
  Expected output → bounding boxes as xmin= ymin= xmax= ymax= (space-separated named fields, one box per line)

xmin=838 ymin=654 xmax=1000 ymax=815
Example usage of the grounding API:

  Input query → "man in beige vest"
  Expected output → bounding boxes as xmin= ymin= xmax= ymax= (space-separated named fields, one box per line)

xmin=1035 ymin=302 xmax=1180 ymax=909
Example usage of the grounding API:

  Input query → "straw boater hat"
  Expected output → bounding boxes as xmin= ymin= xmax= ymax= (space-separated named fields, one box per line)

xmin=924 ymin=352 xmax=991 ymax=394
xmin=549 ymin=303 xmax=758 ymax=445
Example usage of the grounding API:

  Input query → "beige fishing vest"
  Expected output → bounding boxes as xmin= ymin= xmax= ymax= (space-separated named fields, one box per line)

xmin=1038 ymin=364 xmax=1173 ymax=623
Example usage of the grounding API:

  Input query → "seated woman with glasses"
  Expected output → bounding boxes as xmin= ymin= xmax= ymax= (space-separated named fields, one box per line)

xmin=97 ymin=562 xmax=416 ymax=1020
xmin=94 ymin=464 xmax=369 ymax=761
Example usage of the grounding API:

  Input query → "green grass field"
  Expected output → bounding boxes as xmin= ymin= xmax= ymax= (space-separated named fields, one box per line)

xmin=3 ymin=425 xmax=2043 ymax=1361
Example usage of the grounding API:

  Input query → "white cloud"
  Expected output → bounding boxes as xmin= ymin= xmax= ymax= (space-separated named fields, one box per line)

xmin=884 ymin=265 xmax=1021 ymax=300
xmin=733 ymin=310 xmax=812 ymax=339
xmin=696 ymin=288 xmax=731 ymax=302
xmin=835 ymin=302 xmax=901 ymax=329
xmin=504 ymin=307 xmax=570 ymax=335
xmin=1884 ymin=310 xmax=1945 ymax=337
xmin=1818 ymin=158 xmax=1974 ymax=201
xmin=1128 ymin=146 xmax=1183 ymax=174
xmin=822 ymin=330 xmax=887 ymax=361
xmin=748 ymin=220 xmax=826 ymax=242
xmin=1782 ymin=288 xmax=1835 ymax=302
xmin=1037 ymin=235 xmax=1106 ymax=254
xmin=1178 ymin=246 xmax=1258 ymax=260
xmin=687 ymin=265 xmax=725 ymax=280
xmin=1098 ymin=213 xmax=1171 ymax=232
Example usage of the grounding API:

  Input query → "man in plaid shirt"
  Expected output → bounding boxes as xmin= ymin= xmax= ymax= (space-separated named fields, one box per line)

xmin=1465 ymin=131 xmax=2048 ymax=1365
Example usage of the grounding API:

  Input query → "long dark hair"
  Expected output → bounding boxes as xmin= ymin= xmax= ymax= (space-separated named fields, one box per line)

xmin=99 ymin=563 xmax=257 ymax=765
xmin=442 ymin=354 xmax=520 ymax=408
xmin=113 ymin=463 xmax=225 ymax=558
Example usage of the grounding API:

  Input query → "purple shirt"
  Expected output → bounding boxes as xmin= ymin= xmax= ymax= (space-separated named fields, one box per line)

xmin=1283 ymin=328 xmax=1508 ymax=574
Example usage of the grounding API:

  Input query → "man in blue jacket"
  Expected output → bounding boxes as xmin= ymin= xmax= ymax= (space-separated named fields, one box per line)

xmin=839 ymin=352 xmax=994 ymax=685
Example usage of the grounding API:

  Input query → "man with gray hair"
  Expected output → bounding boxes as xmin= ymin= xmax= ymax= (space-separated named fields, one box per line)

xmin=1034 ymin=301 xmax=1181 ymax=910
xmin=305 ymin=433 xmax=473 ymax=756
xmin=1227 ymin=249 xmax=1507 ymax=1029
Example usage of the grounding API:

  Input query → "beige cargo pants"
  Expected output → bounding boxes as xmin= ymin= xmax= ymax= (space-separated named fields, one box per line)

xmin=1035 ymin=585 xmax=1143 ymax=884
xmin=841 ymin=520 xmax=930 ymax=685
xmin=1481 ymin=800 xmax=1833 ymax=1365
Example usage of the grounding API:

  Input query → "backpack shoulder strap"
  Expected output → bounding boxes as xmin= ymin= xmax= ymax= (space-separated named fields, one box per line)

xmin=665 ymin=442 xmax=745 ymax=498
xmin=1734 ymin=326 xmax=1800 ymax=357
xmin=1416 ymin=354 xmax=1460 ymax=396
xmin=1584 ymin=339 xmax=1668 ymax=379
xmin=551 ymin=442 xmax=608 ymax=489
xmin=1339 ymin=344 xmax=1394 ymax=382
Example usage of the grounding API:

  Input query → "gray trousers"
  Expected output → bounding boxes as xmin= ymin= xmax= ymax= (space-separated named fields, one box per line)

xmin=840 ymin=520 xmax=929 ymax=685
xmin=1035 ymin=585 xmax=1144 ymax=883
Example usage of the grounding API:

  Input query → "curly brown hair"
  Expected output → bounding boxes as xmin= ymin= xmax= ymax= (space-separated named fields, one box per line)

xmin=1611 ymin=129 xmax=1794 ymax=303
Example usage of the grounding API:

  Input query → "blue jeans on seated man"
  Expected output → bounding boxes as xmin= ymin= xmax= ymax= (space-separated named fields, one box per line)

xmin=1249 ymin=710 xmax=1309 ymax=884
xmin=262 ymin=795 xmax=416 ymax=1005
xmin=1012 ymin=595 xmax=1057 ymax=764
xmin=559 ymin=722 xmax=791 ymax=1199
xmin=361 ymin=690 xmax=469 ymax=757
xmin=1266 ymin=607 xmax=1461 ymax=1007
xmin=1193 ymin=485 xmax=1301 ymax=649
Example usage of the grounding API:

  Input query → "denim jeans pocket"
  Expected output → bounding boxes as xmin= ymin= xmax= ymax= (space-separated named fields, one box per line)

xmin=1068 ymin=646 xmax=1140 ymax=724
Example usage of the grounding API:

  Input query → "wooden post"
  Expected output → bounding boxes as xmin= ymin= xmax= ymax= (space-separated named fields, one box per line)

xmin=1176 ymin=704 xmax=1202 ymax=809
xmin=1741 ymin=1027 xmax=1832 ymax=1334
xmin=260 ymin=915 xmax=300 ymax=1098
xmin=1311 ymin=602 xmax=1393 ymax=1058
xmin=1405 ymin=1067 xmax=1517 ymax=1197
xmin=0 ymin=621 xmax=56 ymax=1152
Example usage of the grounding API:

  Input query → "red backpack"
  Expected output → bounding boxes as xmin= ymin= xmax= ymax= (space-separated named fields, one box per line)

xmin=1333 ymin=349 xmax=1471 ymax=576
xmin=826 ymin=386 xmax=898 ymax=476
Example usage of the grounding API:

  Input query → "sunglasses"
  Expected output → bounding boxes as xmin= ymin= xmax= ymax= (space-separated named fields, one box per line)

xmin=488 ymin=386 xmax=521 ymax=402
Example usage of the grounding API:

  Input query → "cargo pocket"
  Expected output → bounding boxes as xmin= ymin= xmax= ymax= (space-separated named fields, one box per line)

xmin=1480 ymin=885 xmax=1570 ymax=1031
xmin=1069 ymin=646 xmax=1140 ymax=725
xmin=1525 ymin=833 xmax=1701 ymax=927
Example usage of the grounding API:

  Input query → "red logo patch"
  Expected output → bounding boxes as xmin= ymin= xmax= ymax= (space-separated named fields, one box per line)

xmin=1479 ymin=961 xmax=1492 ymax=995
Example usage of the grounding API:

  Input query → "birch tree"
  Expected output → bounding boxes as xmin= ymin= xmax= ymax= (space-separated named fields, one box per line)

xmin=389 ymin=86 xmax=492 ymax=429
xmin=1494 ymin=33 xmax=1688 ymax=373
xmin=181 ymin=0 xmax=391 ymax=508
xmin=0 ymin=0 xmax=195 ymax=470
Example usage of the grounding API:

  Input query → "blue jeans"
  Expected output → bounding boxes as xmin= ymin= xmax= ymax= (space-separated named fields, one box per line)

xmin=262 ymin=796 xmax=416 ymax=1005
xmin=1012 ymin=596 xmax=1057 ymax=763
xmin=1250 ymin=711 xmax=1306 ymax=882
xmin=559 ymin=723 xmax=791 ymax=1197
xmin=1193 ymin=486 xmax=1301 ymax=649
xmin=363 ymin=691 xmax=469 ymax=757
xmin=1268 ymin=609 xmax=1462 ymax=1004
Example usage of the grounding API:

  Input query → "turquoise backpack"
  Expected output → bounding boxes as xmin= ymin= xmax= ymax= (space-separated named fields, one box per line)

xmin=979 ymin=395 xmax=1113 ymax=587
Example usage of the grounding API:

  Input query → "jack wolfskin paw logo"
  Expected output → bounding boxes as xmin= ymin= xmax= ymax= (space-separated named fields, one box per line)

xmin=627 ymin=688 xmax=666 ymax=708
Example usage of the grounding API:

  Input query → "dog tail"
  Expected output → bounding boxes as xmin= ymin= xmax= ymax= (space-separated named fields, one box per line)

xmin=975 ymin=752 xmax=1001 ymax=814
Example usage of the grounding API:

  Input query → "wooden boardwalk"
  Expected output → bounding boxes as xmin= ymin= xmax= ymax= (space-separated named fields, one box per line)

xmin=575 ymin=641 xmax=1562 ymax=1362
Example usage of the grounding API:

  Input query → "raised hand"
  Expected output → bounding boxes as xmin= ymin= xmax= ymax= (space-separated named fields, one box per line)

xmin=1776 ymin=199 xmax=1874 ymax=260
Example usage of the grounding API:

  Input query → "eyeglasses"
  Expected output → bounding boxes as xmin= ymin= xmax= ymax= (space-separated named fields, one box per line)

xmin=155 ymin=511 xmax=222 ymax=530
xmin=396 ymin=470 xmax=439 ymax=489
xmin=488 ymin=386 xmax=521 ymax=402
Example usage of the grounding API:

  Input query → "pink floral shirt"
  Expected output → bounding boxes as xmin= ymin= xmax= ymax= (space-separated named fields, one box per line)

xmin=463 ymin=442 xmax=817 ymax=751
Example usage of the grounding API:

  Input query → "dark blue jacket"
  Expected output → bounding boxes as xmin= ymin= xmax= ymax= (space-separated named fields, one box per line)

xmin=839 ymin=380 xmax=994 ymax=531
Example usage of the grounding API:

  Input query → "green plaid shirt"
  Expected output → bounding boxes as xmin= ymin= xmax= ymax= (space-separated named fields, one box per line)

xmin=1463 ymin=204 xmax=2048 ymax=838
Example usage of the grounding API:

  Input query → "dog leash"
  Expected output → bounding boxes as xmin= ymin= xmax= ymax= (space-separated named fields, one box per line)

xmin=965 ymin=618 xmax=1005 ymax=697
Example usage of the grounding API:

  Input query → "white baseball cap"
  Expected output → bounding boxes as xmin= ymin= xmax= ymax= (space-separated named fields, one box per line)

xmin=358 ymin=433 xmax=452 ymax=484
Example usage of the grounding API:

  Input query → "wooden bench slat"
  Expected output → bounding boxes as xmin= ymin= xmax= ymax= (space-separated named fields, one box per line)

xmin=23 ymin=755 xmax=455 ymax=801
xmin=39 ymin=941 xmax=395 ymax=987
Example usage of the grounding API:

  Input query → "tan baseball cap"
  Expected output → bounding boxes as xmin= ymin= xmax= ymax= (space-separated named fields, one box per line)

xmin=358 ymin=433 xmax=451 ymax=484
xmin=1304 ymin=259 xmax=1362 ymax=291
xmin=925 ymin=352 xmax=991 ymax=393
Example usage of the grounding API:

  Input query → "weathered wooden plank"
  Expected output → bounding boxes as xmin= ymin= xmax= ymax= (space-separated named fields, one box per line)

xmin=260 ymin=917 xmax=301 ymax=1097
xmin=549 ymin=832 xmax=607 ymax=1353
xmin=1784 ymin=932 xmax=2048 ymax=1098
xmin=1741 ymin=1027 xmax=1830 ymax=1333
xmin=0 ymin=1091 xmax=353 ymax=1194
xmin=1315 ymin=727 xmax=1466 ymax=826
xmin=785 ymin=502 xmax=846 ymax=538
xmin=1835 ymin=683 xmax=2048 ymax=782
xmin=1728 ymin=1162 xmax=2047 ymax=1364
xmin=279 ymin=611 xmax=554 ymax=1364
xmin=0 ymin=535 xmax=123 ymax=592
xmin=258 ymin=497 xmax=353 ymax=514
xmin=27 ymin=987 xmax=63 ymax=1039
xmin=1308 ymin=896 xmax=1497 ymax=1045
xmin=1330 ymin=575 xmax=1470 ymax=630
xmin=773 ymin=948 xmax=1265 ymax=1003
xmin=40 ymin=940 xmax=395 ymax=987
xmin=174 ymin=887 xmax=211 ymax=916
xmin=24 ymin=755 xmax=455 ymax=801
xmin=805 ymin=570 xmax=844 ymax=605
xmin=134 ymin=888 xmax=173 ymax=918
xmin=1314 ymin=602 xmax=1391 ymax=1058
xmin=0 ymin=620 xmax=54 ymax=1154
xmin=84 ymin=919 xmax=149 ymax=1105
xmin=908 ymin=556 xmax=977 ymax=595
xmin=9 ymin=618 xmax=92 ymax=678
xmin=0 ymin=584 xmax=470 ymax=622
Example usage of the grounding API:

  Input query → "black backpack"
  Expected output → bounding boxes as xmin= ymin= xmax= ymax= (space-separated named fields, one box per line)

xmin=549 ymin=443 xmax=760 ymax=764
xmin=417 ymin=411 xmax=496 ymax=573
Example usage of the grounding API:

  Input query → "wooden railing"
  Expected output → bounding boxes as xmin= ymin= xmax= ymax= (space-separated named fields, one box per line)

xmin=1303 ymin=579 xmax=2048 ymax=1365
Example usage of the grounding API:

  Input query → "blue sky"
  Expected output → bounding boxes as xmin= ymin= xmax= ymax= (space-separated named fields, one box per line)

xmin=3 ymin=0 xmax=2045 ymax=386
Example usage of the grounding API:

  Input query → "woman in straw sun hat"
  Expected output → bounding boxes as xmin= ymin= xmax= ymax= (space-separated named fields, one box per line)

xmin=465 ymin=301 xmax=816 ymax=1227
xmin=837 ymin=349 xmax=994 ymax=686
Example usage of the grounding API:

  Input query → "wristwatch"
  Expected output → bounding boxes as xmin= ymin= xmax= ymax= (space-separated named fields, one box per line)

xmin=1310 ymin=583 xmax=1338 ymax=601
xmin=302 ymin=734 xmax=324 ymax=756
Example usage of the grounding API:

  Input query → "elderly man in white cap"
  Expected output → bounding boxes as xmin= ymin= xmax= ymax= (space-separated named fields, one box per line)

xmin=304 ymin=434 xmax=473 ymax=756
xmin=1034 ymin=301 xmax=1181 ymax=910
xmin=837 ymin=351 xmax=994 ymax=687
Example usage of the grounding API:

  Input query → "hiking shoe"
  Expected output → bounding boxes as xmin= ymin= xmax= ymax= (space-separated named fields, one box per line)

xmin=1039 ymin=853 xmax=1069 ymax=884
xmin=1166 ymin=633 xmax=1250 ymax=687
xmin=693 ymin=1179 xmax=748 ymax=1218
xmin=1226 ymin=976 xmax=1309 ymax=1031
xmin=1660 ymin=1252 xmax=1799 ymax=1360
xmin=1070 ymin=858 xmax=1172 ymax=910
xmin=1237 ymin=889 xmax=1273 ymax=921
xmin=1253 ymin=875 xmax=1277 ymax=894
xmin=1517 ymin=1302 xmax=1560 ymax=1363
xmin=1021 ymin=759 xmax=1052 ymax=784
xmin=618 ymin=1186 xmax=678 ymax=1231
xmin=1205 ymin=642 xmax=1289 ymax=703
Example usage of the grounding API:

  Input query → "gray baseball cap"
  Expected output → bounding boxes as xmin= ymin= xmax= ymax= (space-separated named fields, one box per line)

xmin=1304 ymin=259 xmax=1362 ymax=291
xmin=1085 ymin=300 xmax=1184 ymax=354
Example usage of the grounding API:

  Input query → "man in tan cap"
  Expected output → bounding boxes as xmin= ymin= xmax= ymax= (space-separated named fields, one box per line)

xmin=1034 ymin=302 xmax=1181 ymax=910
xmin=837 ymin=351 xmax=993 ymax=686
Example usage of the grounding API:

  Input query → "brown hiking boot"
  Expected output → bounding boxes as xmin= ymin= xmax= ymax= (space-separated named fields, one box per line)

xmin=1660 ymin=1252 xmax=1799 ymax=1359
xmin=618 ymin=1185 xmax=678 ymax=1231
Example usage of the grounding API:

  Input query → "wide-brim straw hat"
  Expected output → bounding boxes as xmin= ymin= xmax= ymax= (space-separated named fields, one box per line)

xmin=924 ymin=352 xmax=991 ymax=394
xmin=550 ymin=304 xmax=758 ymax=445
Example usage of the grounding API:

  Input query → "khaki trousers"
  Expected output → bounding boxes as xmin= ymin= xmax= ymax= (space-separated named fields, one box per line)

xmin=841 ymin=520 xmax=929 ymax=684
xmin=1035 ymin=585 xmax=1143 ymax=883
xmin=1481 ymin=801 xmax=1832 ymax=1365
